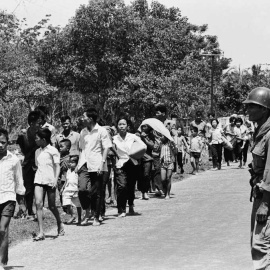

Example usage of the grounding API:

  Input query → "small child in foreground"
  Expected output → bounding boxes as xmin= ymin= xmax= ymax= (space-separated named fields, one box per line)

xmin=160 ymin=136 xmax=177 ymax=199
xmin=62 ymin=155 xmax=82 ymax=225
xmin=190 ymin=126 xmax=203 ymax=175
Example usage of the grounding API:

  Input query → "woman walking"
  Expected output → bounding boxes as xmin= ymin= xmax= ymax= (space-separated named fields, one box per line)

xmin=234 ymin=117 xmax=247 ymax=168
xmin=113 ymin=117 xmax=146 ymax=217
xmin=223 ymin=116 xmax=237 ymax=166
xmin=33 ymin=128 xmax=65 ymax=241
xmin=209 ymin=119 xmax=223 ymax=170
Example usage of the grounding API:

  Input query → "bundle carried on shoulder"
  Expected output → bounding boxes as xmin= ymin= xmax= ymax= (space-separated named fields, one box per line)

xmin=129 ymin=139 xmax=146 ymax=160
xmin=221 ymin=136 xmax=233 ymax=150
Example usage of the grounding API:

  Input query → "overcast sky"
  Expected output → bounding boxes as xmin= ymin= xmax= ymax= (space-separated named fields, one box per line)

xmin=2 ymin=0 xmax=270 ymax=68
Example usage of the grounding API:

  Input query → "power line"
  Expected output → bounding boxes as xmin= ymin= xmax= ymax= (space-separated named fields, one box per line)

xmin=12 ymin=0 xmax=24 ymax=13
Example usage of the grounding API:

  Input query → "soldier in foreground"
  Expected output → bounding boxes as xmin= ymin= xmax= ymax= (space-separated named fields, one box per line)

xmin=243 ymin=87 xmax=270 ymax=270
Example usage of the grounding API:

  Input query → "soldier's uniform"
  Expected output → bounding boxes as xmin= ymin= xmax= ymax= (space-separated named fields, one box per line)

xmin=244 ymin=87 xmax=270 ymax=270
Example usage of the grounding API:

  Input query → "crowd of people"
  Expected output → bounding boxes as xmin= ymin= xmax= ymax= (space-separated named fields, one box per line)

xmin=192 ymin=111 xmax=254 ymax=171
xmin=0 ymin=103 xmax=254 ymax=269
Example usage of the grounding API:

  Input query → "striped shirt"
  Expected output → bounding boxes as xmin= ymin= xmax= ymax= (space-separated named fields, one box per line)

xmin=190 ymin=136 xmax=203 ymax=153
xmin=35 ymin=145 xmax=60 ymax=186
xmin=160 ymin=143 xmax=175 ymax=163
xmin=0 ymin=151 xmax=25 ymax=204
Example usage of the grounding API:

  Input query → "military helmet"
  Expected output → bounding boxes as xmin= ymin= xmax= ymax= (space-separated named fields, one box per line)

xmin=243 ymin=87 xmax=270 ymax=109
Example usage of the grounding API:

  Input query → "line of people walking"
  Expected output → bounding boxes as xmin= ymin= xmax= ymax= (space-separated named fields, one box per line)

xmin=0 ymin=104 xmax=188 ymax=269
xmin=0 ymin=103 xmax=254 ymax=269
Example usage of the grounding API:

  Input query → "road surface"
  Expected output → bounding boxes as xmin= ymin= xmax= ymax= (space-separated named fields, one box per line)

xmin=8 ymin=161 xmax=253 ymax=270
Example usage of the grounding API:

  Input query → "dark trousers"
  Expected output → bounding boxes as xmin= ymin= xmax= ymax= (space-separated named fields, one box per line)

xmin=235 ymin=141 xmax=244 ymax=161
xmin=115 ymin=160 xmax=137 ymax=214
xmin=152 ymin=157 xmax=163 ymax=191
xmin=211 ymin=144 xmax=223 ymax=168
xmin=224 ymin=148 xmax=234 ymax=162
xmin=138 ymin=161 xmax=152 ymax=193
xmin=89 ymin=172 xmax=103 ymax=219
xmin=177 ymin=152 xmax=183 ymax=169
xmin=101 ymin=165 xmax=112 ymax=216
xmin=78 ymin=164 xmax=91 ymax=210
xmin=23 ymin=167 xmax=35 ymax=215
xmin=242 ymin=140 xmax=249 ymax=163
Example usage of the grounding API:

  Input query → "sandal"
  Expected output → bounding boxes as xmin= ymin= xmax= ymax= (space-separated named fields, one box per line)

xmin=65 ymin=217 xmax=76 ymax=225
xmin=33 ymin=234 xmax=45 ymax=241
xmin=58 ymin=225 xmax=65 ymax=236
xmin=81 ymin=217 xmax=90 ymax=226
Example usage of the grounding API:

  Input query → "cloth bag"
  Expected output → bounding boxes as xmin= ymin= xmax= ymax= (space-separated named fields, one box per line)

xmin=129 ymin=140 xmax=146 ymax=160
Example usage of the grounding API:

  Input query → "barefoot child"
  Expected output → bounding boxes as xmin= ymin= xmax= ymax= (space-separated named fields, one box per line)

xmin=176 ymin=127 xmax=189 ymax=174
xmin=62 ymin=155 xmax=82 ymax=225
xmin=33 ymin=128 xmax=65 ymax=241
xmin=160 ymin=136 xmax=177 ymax=199
xmin=0 ymin=129 xmax=25 ymax=269
xmin=190 ymin=127 xmax=203 ymax=175
xmin=58 ymin=139 xmax=71 ymax=212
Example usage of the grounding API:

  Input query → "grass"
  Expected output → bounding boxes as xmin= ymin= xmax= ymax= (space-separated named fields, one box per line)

xmin=9 ymin=148 xmax=211 ymax=247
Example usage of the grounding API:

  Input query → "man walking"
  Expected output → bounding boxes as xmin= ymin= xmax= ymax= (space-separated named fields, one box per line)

xmin=243 ymin=87 xmax=270 ymax=270
xmin=77 ymin=108 xmax=111 ymax=226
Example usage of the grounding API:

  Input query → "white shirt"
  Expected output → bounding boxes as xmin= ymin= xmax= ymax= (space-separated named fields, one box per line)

xmin=35 ymin=145 xmax=60 ymax=186
xmin=209 ymin=127 xmax=223 ymax=144
xmin=64 ymin=169 xmax=78 ymax=192
xmin=78 ymin=124 xmax=112 ymax=172
xmin=113 ymin=133 xmax=146 ymax=168
xmin=235 ymin=125 xmax=247 ymax=142
xmin=0 ymin=151 xmax=25 ymax=204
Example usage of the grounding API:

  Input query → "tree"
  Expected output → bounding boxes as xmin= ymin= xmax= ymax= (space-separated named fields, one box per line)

xmin=36 ymin=0 xmax=230 ymax=125
xmin=216 ymin=65 xmax=270 ymax=115
xmin=0 ymin=11 xmax=58 ymax=132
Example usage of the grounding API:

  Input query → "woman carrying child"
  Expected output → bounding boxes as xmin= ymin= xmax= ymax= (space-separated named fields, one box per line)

xmin=33 ymin=128 xmax=65 ymax=241
xmin=160 ymin=136 xmax=177 ymax=199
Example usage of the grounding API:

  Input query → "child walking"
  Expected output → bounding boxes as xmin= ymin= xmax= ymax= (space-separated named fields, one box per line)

xmin=175 ymin=127 xmax=189 ymax=174
xmin=33 ymin=128 xmax=65 ymax=241
xmin=160 ymin=136 xmax=177 ymax=199
xmin=58 ymin=139 xmax=71 ymax=213
xmin=190 ymin=127 xmax=203 ymax=175
xmin=62 ymin=155 xmax=82 ymax=225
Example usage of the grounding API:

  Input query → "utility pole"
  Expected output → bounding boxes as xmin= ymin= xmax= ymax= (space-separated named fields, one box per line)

xmin=210 ymin=55 xmax=214 ymax=114
xmin=200 ymin=53 xmax=222 ymax=114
